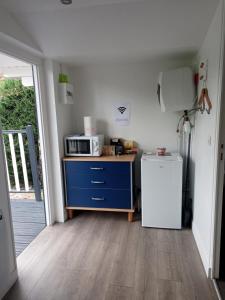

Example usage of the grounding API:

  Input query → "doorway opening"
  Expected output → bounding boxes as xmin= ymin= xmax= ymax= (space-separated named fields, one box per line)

xmin=0 ymin=52 xmax=47 ymax=256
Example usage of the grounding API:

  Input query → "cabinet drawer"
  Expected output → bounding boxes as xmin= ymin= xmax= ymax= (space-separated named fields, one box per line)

xmin=64 ymin=161 xmax=131 ymax=189
xmin=66 ymin=188 xmax=131 ymax=209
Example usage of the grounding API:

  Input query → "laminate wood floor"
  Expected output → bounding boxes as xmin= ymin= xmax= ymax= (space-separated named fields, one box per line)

xmin=4 ymin=212 xmax=217 ymax=300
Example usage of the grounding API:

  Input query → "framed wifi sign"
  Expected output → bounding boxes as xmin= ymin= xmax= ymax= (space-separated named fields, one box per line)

xmin=112 ymin=103 xmax=130 ymax=126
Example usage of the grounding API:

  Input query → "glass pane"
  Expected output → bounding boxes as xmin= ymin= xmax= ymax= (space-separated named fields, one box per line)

xmin=77 ymin=140 xmax=90 ymax=154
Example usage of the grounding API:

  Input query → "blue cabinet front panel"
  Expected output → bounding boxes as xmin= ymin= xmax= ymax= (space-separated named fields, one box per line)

xmin=65 ymin=161 xmax=130 ymax=176
xmin=67 ymin=188 xmax=131 ymax=209
xmin=64 ymin=160 xmax=133 ymax=210
xmin=65 ymin=161 xmax=130 ymax=189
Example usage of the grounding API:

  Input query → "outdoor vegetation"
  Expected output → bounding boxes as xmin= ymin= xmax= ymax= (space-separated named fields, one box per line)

xmin=0 ymin=79 xmax=40 ymax=189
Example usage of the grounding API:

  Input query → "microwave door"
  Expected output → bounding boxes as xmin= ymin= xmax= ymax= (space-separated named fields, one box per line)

xmin=77 ymin=140 xmax=91 ymax=154
xmin=67 ymin=140 xmax=78 ymax=154
xmin=73 ymin=140 xmax=78 ymax=153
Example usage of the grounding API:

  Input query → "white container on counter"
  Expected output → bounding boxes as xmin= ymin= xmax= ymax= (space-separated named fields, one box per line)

xmin=84 ymin=116 xmax=96 ymax=136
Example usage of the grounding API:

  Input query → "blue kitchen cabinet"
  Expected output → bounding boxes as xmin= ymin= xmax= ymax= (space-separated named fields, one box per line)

xmin=63 ymin=155 xmax=136 ymax=222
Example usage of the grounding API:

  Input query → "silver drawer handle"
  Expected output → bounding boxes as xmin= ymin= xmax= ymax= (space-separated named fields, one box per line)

xmin=90 ymin=167 xmax=104 ymax=170
xmin=91 ymin=180 xmax=105 ymax=184
xmin=91 ymin=197 xmax=105 ymax=201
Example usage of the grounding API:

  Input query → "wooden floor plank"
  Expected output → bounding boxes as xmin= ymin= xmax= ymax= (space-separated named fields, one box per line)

xmin=174 ymin=230 xmax=217 ymax=300
xmin=110 ymin=220 xmax=140 ymax=287
xmin=156 ymin=279 xmax=185 ymax=300
xmin=105 ymin=285 xmax=135 ymax=300
xmin=157 ymin=250 xmax=182 ymax=282
xmin=4 ymin=212 xmax=218 ymax=300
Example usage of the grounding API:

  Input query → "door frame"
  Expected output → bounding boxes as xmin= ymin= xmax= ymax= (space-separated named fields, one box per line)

xmin=0 ymin=127 xmax=18 ymax=299
xmin=212 ymin=72 xmax=225 ymax=278
xmin=0 ymin=35 xmax=55 ymax=226
xmin=32 ymin=65 xmax=55 ymax=225
xmin=212 ymin=0 xmax=225 ymax=278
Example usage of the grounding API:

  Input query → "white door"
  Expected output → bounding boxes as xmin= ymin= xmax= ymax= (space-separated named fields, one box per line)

xmin=0 ymin=129 xmax=17 ymax=299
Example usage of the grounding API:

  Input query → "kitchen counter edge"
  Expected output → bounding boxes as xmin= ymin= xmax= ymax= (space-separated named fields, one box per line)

xmin=62 ymin=154 xmax=136 ymax=162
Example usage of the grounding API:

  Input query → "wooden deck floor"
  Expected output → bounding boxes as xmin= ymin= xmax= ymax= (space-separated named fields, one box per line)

xmin=4 ymin=212 xmax=217 ymax=300
xmin=10 ymin=200 xmax=46 ymax=256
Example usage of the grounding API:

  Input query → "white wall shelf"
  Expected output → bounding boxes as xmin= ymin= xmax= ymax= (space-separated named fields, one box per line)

xmin=59 ymin=82 xmax=74 ymax=104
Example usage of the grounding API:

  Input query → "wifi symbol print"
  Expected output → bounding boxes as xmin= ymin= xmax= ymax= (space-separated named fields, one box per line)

xmin=117 ymin=106 xmax=127 ymax=114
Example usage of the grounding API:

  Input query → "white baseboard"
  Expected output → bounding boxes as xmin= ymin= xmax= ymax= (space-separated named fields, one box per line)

xmin=192 ymin=222 xmax=210 ymax=276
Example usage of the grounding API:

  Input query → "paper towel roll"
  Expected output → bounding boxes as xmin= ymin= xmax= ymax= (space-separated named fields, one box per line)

xmin=84 ymin=116 xmax=96 ymax=136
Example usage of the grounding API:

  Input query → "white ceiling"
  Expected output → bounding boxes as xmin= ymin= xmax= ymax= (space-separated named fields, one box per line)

xmin=0 ymin=0 xmax=146 ymax=13
xmin=0 ymin=0 xmax=219 ymax=65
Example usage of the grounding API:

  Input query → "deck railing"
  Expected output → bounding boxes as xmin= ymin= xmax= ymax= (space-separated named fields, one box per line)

xmin=2 ymin=125 xmax=42 ymax=201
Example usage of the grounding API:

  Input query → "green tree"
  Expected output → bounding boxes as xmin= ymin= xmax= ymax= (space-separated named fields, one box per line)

xmin=0 ymin=79 xmax=39 ymax=189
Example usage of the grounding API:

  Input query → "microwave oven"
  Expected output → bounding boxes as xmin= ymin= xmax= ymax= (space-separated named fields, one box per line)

xmin=64 ymin=134 xmax=104 ymax=156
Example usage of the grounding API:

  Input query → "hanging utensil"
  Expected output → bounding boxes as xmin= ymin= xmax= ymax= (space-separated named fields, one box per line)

xmin=198 ymin=88 xmax=212 ymax=114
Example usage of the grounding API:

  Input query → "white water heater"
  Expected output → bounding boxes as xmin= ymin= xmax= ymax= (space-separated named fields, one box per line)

xmin=157 ymin=67 xmax=195 ymax=112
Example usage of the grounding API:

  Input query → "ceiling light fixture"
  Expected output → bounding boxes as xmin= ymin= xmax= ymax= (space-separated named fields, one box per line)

xmin=61 ymin=0 xmax=72 ymax=5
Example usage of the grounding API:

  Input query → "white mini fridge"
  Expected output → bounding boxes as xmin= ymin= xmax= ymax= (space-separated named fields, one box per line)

xmin=141 ymin=153 xmax=183 ymax=229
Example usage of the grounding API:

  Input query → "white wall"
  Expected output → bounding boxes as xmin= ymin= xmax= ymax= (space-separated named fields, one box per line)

xmin=72 ymin=60 xmax=192 ymax=150
xmin=71 ymin=59 xmax=192 ymax=187
xmin=191 ymin=0 xmax=224 ymax=276
xmin=44 ymin=60 xmax=74 ymax=222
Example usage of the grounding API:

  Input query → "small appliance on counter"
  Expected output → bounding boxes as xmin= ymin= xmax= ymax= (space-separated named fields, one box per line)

xmin=64 ymin=134 xmax=104 ymax=156
xmin=110 ymin=137 xmax=121 ymax=145
xmin=110 ymin=138 xmax=124 ymax=155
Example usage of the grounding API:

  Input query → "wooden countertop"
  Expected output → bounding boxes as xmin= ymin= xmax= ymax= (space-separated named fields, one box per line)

xmin=63 ymin=154 xmax=136 ymax=162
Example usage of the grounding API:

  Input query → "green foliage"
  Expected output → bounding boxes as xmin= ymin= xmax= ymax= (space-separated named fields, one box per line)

xmin=0 ymin=79 xmax=39 ymax=189
xmin=0 ymin=79 xmax=37 ymax=136
xmin=58 ymin=72 xmax=69 ymax=83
